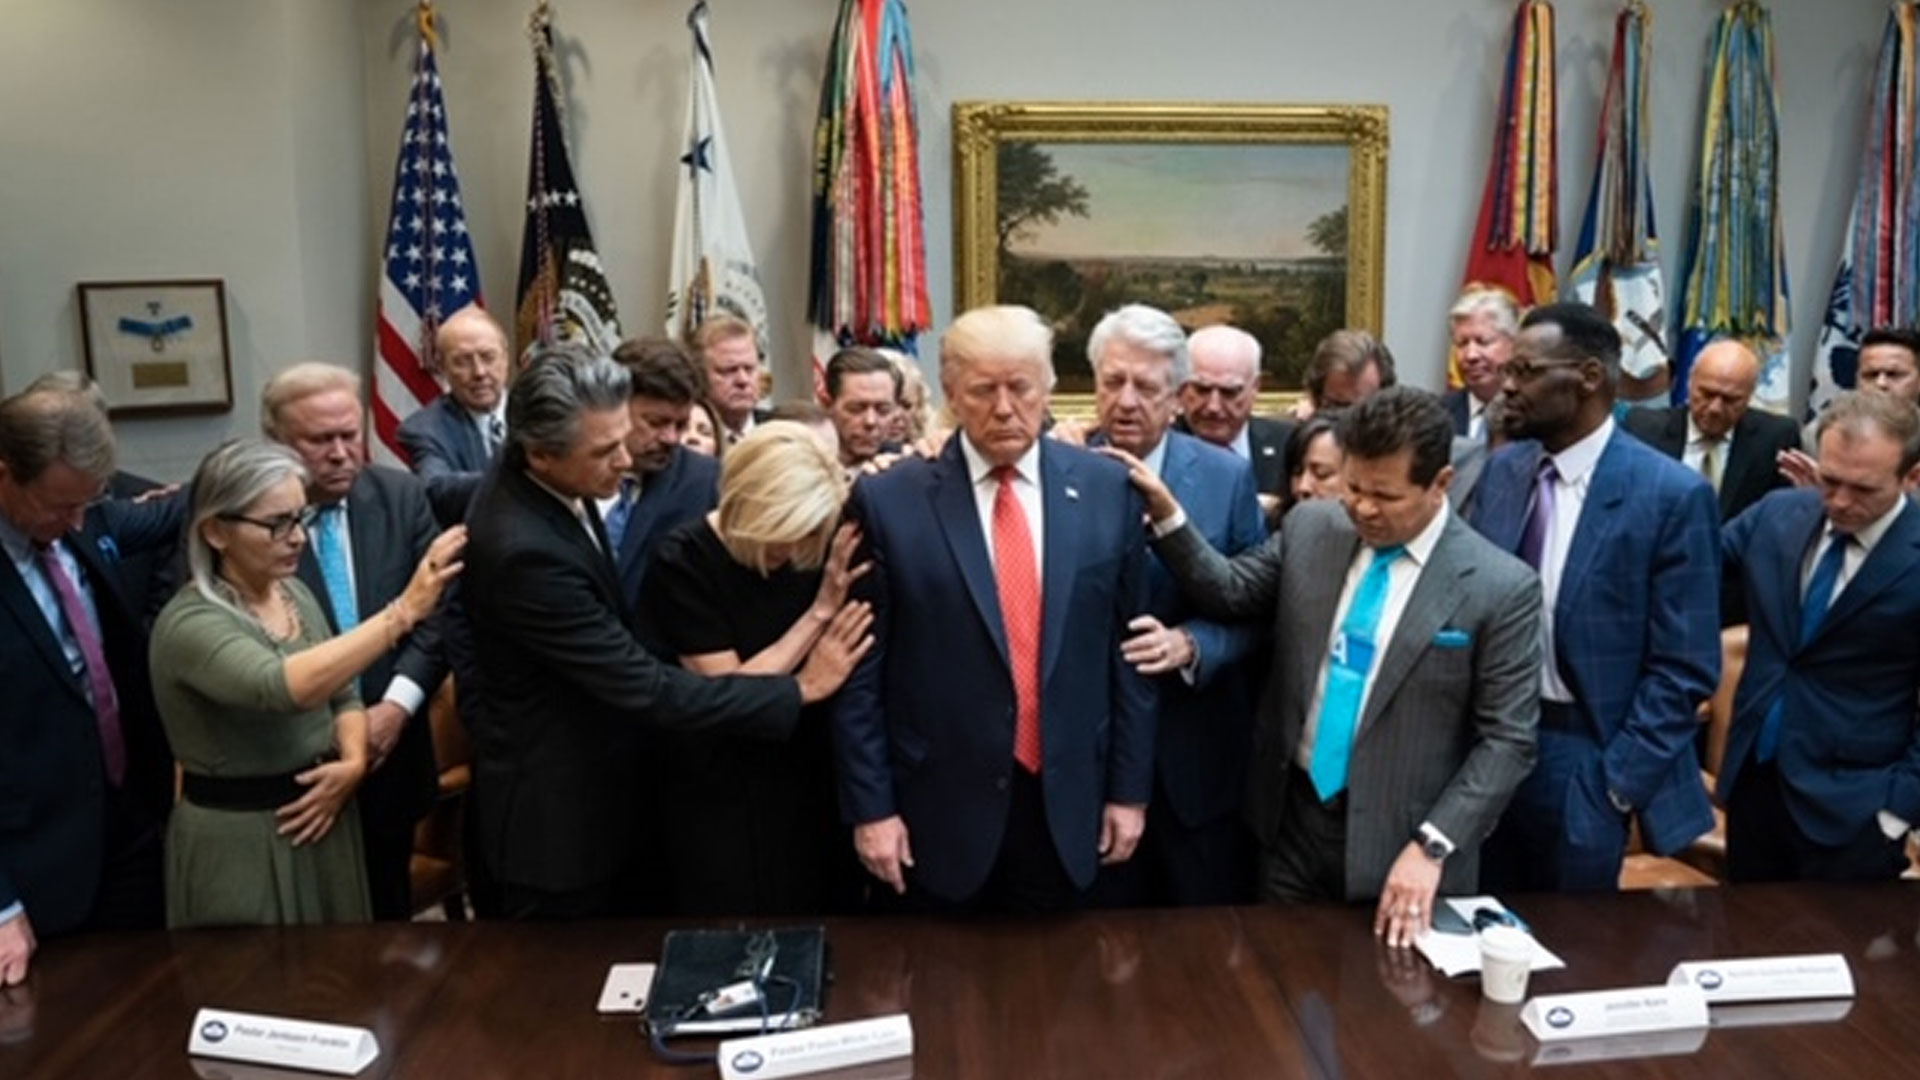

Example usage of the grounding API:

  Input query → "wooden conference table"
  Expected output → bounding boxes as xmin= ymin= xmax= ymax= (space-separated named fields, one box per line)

xmin=6 ymin=883 xmax=1919 ymax=1078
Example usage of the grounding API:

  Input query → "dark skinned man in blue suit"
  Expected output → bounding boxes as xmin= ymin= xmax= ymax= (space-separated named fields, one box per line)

xmin=1468 ymin=302 xmax=1719 ymax=892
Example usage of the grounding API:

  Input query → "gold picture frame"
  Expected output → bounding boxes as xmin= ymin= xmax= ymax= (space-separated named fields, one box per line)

xmin=953 ymin=101 xmax=1388 ymax=415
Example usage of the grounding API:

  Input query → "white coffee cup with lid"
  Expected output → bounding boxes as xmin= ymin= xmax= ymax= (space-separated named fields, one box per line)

xmin=1479 ymin=924 xmax=1535 ymax=1004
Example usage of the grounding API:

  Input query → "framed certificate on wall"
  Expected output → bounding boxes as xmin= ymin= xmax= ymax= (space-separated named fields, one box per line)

xmin=77 ymin=278 xmax=233 ymax=417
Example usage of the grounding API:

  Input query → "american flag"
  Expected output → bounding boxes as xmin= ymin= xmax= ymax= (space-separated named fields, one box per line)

xmin=373 ymin=8 xmax=482 ymax=466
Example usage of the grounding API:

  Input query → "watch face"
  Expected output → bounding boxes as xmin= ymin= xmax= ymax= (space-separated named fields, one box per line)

xmin=1422 ymin=838 xmax=1449 ymax=861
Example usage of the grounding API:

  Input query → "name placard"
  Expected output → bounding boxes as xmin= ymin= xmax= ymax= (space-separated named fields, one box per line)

xmin=1529 ymin=1025 xmax=1709 ymax=1068
xmin=187 ymin=1007 xmax=379 ymax=1076
xmin=1520 ymin=984 xmax=1708 ymax=1043
xmin=1668 ymin=953 xmax=1855 ymax=1004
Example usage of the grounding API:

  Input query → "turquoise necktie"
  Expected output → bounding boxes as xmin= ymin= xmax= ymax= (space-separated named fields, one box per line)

xmin=313 ymin=505 xmax=360 ymax=632
xmin=1309 ymin=544 xmax=1405 ymax=801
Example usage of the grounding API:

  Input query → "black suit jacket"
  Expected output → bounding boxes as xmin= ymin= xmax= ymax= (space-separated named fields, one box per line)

xmin=462 ymin=460 xmax=801 ymax=893
xmin=398 ymin=395 xmax=496 ymax=525
xmin=616 ymin=448 xmax=719 ymax=617
xmin=1173 ymin=415 xmax=1290 ymax=497
xmin=0 ymin=528 xmax=171 ymax=933
xmin=1622 ymin=406 xmax=1798 ymax=521
xmin=297 ymin=466 xmax=446 ymax=827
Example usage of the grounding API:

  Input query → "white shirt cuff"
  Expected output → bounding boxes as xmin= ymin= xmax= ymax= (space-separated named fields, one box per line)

xmin=1877 ymin=810 xmax=1912 ymax=842
xmin=0 ymin=901 xmax=23 ymax=926
xmin=1418 ymin=821 xmax=1457 ymax=859
xmin=1149 ymin=507 xmax=1188 ymax=538
xmin=382 ymin=676 xmax=426 ymax=717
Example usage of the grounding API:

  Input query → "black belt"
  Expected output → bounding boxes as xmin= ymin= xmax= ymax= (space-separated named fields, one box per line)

xmin=1538 ymin=701 xmax=1591 ymax=735
xmin=182 ymin=754 xmax=335 ymax=811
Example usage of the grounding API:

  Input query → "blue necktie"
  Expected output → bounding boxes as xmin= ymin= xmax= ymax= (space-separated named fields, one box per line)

xmin=604 ymin=476 xmax=637 ymax=552
xmin=1756 ymin=530 xmax=1852 ymax=762
xmin=1309 ymin=544 xmax=1405 ymax=801
xmin=312 ymin=505 xmax=360 ymax=632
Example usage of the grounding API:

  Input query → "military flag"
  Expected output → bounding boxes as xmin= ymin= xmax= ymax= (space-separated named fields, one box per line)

xmin=1673 ymin=2 xmax=1790 ymax=410
xmin=806 ymin=0 xmax=930 ymax=398
xmin=1810 ymin=3 xmax=1920 ymax=416
xmin=1568 ymin=2 xmax=1668 ymax=401
xmin=1453 ymin=0 xmax=1558 ymax=388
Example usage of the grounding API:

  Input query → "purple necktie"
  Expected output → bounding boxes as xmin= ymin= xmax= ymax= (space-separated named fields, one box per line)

xmin=38 ymin=545 xmax=127 ymax=786
xmin=1517 ymin=458 xmax=1559 ymax=570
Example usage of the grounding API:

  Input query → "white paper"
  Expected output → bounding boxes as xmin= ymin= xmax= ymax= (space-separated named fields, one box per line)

xmin=1414 ymin=896 xmax=1566 ymax=977
xmin=187 ymin=1007 xmax=378 ymax=1076
xmin=1668 ymin=953 xmax=1854 ymax=1004
xmin=1521 ymin=984 xmax=1709 ymax=1042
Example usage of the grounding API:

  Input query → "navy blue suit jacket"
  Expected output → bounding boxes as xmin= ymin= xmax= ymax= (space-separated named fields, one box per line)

xmin=0 ymin=528 xmax=171 ymax=933
xmin=1718 ymin=490 xmax=1920 ymax=844
xmin=1133 ymin=432 xmax=1266 ymax=828
xmin=832 ymin=437 xmax=1158 ymax=900
xmin=297 ymin=466 xmax=446 ymax=827
xmin=398 ymin=395 xmax=495 ymax=524
xmin=1468 ymin=427 xmax=1720 ymax=853
xmin=615 ymin=448 xmax=719 ymax=616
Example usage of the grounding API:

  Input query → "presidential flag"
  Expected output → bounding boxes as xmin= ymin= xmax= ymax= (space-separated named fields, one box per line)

xmin=1810 ymin=3 xmax=1920 ymax=416
xmin=1674 ymin=2 xmax=1790 ymax=411
xmin=666 ymin=2 xmax=769 ymax=364
xmin=807 ymin=0 xmax=930 ymax=397
xmin=372 ymin=2 xmax=482 ymax=466
xmin=515 ymin=3 xmax=620 ymax=357
xmin=1568 ymin=2 xmax=1668 ymax=399
xmin=1452 ymin=0 xmax=1558 ymax=388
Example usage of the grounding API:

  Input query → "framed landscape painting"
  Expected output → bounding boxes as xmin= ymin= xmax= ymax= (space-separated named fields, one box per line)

xmin=953 ymin=102 xmax=1388 ymax=410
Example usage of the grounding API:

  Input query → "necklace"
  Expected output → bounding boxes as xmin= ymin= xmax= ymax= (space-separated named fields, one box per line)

xmin=241 ymin=580 xmax=303 ymax=643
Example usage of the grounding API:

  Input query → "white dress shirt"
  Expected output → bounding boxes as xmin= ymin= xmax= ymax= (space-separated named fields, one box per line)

xmin=1297 ymin=502 xmax=1452 ymax=770
xmin=1681 ymin=416 xmax=1728 ymax=490
xmin=1536 ymin=417 xmax=1615 ymax=703
xmin=961 ymin=435 xmax=1044 ymax=573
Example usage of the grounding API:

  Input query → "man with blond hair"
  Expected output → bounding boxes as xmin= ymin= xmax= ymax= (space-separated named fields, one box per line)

xmin=262 ymin=363 xmax=446 ymax=921
xmin=691 ymin=315 xmax=767 ymax=447
xmin=832 ymin=304 xmax=1157 ymax=912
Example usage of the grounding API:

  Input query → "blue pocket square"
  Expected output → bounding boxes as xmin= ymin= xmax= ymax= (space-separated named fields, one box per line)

xmin=1433 ymin=628 xmax=1472 ymax=649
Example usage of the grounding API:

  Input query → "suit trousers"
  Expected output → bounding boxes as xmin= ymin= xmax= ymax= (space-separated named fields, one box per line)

xmin=360 ymin=801 xmax=417 ymax=922
xmin=80 ymin=781 xmax=164 ymax=933
xmin=1257 ymin=767 xmax=1348 ymax=904
xmin=1726 ymin=759 xmax=1911 ymax=883
xmin=1479 ymin=704 xmax=1628 ymax=894
xmin=881 ymin=767 xmax=1082 ymax=915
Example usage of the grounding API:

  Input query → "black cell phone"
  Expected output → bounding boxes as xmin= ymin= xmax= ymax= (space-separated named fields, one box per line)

xmin=1430 ymin=903 xmax=1475 ymax=936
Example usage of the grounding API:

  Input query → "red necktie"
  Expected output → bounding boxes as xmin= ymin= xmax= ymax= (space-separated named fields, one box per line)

xmin=38 ymin=544 xmax=127 ymax=786
xmin=992 ymin=466 xmax=1043 ymax=773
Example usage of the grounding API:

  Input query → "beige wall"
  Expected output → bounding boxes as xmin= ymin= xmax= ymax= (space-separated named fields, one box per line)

xmin=0 ymin=0 xmax=1889 ymax=479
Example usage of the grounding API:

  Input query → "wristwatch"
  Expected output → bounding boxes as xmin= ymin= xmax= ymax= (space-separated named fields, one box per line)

xmin=1415 ymin=823 xmax=1454 ymax=863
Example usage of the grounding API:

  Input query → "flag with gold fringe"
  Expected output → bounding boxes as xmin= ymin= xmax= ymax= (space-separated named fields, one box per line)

xmin=515 ymin=1 xmax=620 ymax=357
xmin=1674 ymin=2 xmax=1790 ymax=411
xmin=373 ymin=1 xmax=484 ymax=467
xmin=1453 ymin=0 xmax=1558 ymax=388
xmin=1568 ymin=2 xmax=1669 ymax=401
xmin=1810 ymin=2 xmax=1920 ymax=415
xmin=665 ymin=2 xmax=769 ymax=362
xmin=806 ymin=0 xmax=930 ymax=399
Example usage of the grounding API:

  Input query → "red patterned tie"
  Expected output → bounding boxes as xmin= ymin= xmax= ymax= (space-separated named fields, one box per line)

xmin=38 ymin=545 xmax=127 ymax=786
xmin=992 ymin=466 xmax=1043 ymax=773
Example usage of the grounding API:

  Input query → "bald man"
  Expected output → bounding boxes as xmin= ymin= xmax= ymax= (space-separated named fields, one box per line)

xmin=398 ymin=305 xmax=512 ymax=521
xmin=1624 ymin=340 xmax=1798 ymax=524
xmin=1176 ymin=326 xmax=1291 ymax=510
xmin=1626 ymin=340 xmax=1798 ymax=627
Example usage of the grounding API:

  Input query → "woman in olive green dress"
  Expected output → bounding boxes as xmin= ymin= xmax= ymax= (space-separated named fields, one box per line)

xmin=149 ymin=439 xmax=465 ymax=928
